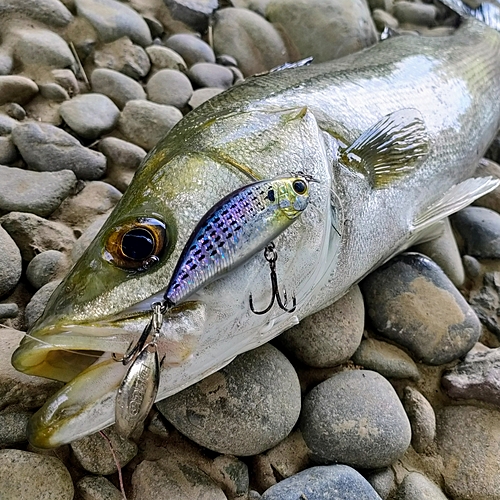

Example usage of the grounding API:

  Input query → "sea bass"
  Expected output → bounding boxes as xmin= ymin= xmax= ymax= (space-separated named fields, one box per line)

xmin=12 ymin=17 xmax=500 ymax=448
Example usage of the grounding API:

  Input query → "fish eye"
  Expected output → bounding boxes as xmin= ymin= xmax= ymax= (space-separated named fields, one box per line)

xmin=104 ymin=217 xmax=167 ymax=270
xmin=292 ymin=179 xmax=307 ymax=194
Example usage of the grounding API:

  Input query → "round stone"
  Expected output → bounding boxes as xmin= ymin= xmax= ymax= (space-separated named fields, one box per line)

xmin=0 ymin=136 xmax=18 ymax=165
xmin=188 ymin=87 xmax=224 ymax=108
xmin=0 ymin=0 xmax=73 ymax=28
xmin=91 ymin=68 xmax=146 ymax=109
xmin=187 ymin=62 xmax=234 ymax=89
xmin=0 ymin=303 xmax=18 ymax=319
xmin=146 ymin=45 xmax=187 ymax=71
xmin=0 ymin=114 xmax=17 ymax=135
xmin=0 ymin=76 xmax=38 ymax=105
xmin=300 ymin=370 xmax=411 ymax=469
xmin=0 ymin=225 xmax=22 ymax=298
xmin=165 ymin=33 xmax=216 ymax=67
xmin=395 ymin=472 xmax=448 ymax=500
xmin=76 ymin=476 xmax=123 ymax=500
xmin=393 ymin=1 xmax=437 ymax=27
xmin=146 ymin=69 xmax=193 ymax=108
xmin=361 ymin=252 xmax=481 ymax=365
xmin=366 ymin=468 xmax=396 ymax=499
xmin=39 ymin=82 xmax=70 ymax=102
xmin=26 ymin=250 xmax=69 ymax=290
xmin=372 ymin=9 xmax=399 ymax=31
xmin=0 ymin=412 xmax=31 ymax=446
xmin=25 ymin=280 xmax=61 ymax=329
xmin=157 ymin=343 xmax=301 ymax=456
xmin=402 ymin=387 xmax=436 ymax=453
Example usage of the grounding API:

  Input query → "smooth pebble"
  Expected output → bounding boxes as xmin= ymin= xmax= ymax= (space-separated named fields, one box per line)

xmin=76 ymin=475 xmax=123 ymax=500
xmin=188 ymin=87 xmax=224 ymax=108
xmin=163 ymin=0 xmax=218 ymax=31
xmin=395 ymin=472 xmax=448 ymax=500
xmin=393 ymin=1 xmax=437 ymax=27
xmin=26 ymin=250 xmax=70 ymax=290
xmin=402 ymin=386 xmax=436 ymax=453
xmin=0 ymin=136 xmax=18 ymax=164
xmin=91 ymin=68 xmax=146 ymax=109
xmin=146 ymin=45 xmax=187 ymax=71
xmin=146 ymin=69 xmax=193 ymax=108
xmin=0 ymin=412 xmax=31 ymax=446
xmin=0 ymin=0 xmax=73 ymax=27
xmin=187 ymin=62 xmax=234 ymax=89
xmin=39 ymin=82 xmax=70 ymax=102
xmin=24 ymin=280 xmax=61 ymax=329
xmin=0 ymin=225 xmax=22 ymax=298
xmin=0 ymin=76 xmax=38 ymax=106
xmin=165 ymin=33 xmax=216 ymax=67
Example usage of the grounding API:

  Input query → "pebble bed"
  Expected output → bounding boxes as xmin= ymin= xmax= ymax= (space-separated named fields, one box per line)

xmin=1 ymin=0 xmax=500 ymax=499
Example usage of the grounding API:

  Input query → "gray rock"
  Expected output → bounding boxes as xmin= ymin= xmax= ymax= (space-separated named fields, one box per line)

xmin=0 ymin=411 xmax=30 ymax=446
xmin=474 ymin=160 xmax=500 ymax=213
xmin=366 ymin=468 xmax=396 ymax=500
xmin=0 ymin=114 xmax=17 ymax=135
xmin=395 ymin=472 xmax=447 ymax=500
xmin=469 ymin=271 xmax=500 ymax=338
xmin=372 ymin=9 xmax=399 ymax=31
xmin=361 ymin=252 xmax=481 ymax=365
xmin=99 ymin=137 xmax=146 ymax=191
xmin=0 ymin=0 xmax=73 ymax=28
xmin=0 ymin=166 xmax=77 ymax=217
xmin=164 ymin=0 xmax=218 ymax=31
xmin=462 ymin=254 xmax=481 ymax=279
xmin=5 ymin=103 xmax=27 ymax=121
xmin=146 ymin=69 xmax=193 ymax=108
xmin=0 ymin=449 xmax=74 ymax=499
xmin=26 ymin=250 xmax=70 ymax=290
xmin=52 ymin=69 xmax=80 ymax=98
xmin=165 ymin=34 xmax=216 ymax=67
xmin=352 ymin=338 xmax=420 ymax=380
xmin=11 ymin=122 xmax=107 ymax=180
xmin=39 ymin=82 xmax=70 ymax=102
xmin=0 ymin=136 xmax=18 ymax=165
xmin=75 ymin=0 xmax=152 ymax=47
xmin=91 ymin=68 xmax=146 ymax=109
xmin=368 ymin=0 xmax=394 ymax=12
xmin=118 ymin=99 xmax=182 ymax=150
xmin=187 ymin=62 xmax=234 ymax=89
xmin=0 ymin=226 xmax=22 ymax=298
xmin=393 ymin=1 xmax=437 ymax=27
xmin=451 ymin=206 xmax=500 ymax=259
xmin=188 ymin=87 xmax=224 ymax=108
xmin=158 ymin=343 xmax=301 ymax=456
xmin=25 ymin=280 xmax=61 ymax=329
xmin=0 ymin=76 xmax=38 ymax=105
xmin=213 ymin=8 xmax=289 ymax=77
xmin=211 ymin=455 xmax=249 ymax=499
xmin=0 ymin=303 xmax=18 ymax=319
xmin=437 ymin=406 xmax=500 ymax=499
xmin=77 ymin=475 xmax=123 ymax=500
xmin=131 ymin=458 xmax=226 ymax=500
xmin=278 ymin=285 xmax=364 ymax=367
xmin=94 ymin=37 xmax=151 ymax=80
xmin=266 ymin=0 xmax=377 ymax=63
xmin=216 ymin=54 xmax=238 ymax=66
xmin=146 ymin=45 xmax=187 ymax=72
xmin=143 ymin=16 xmax=164 ymax=39
xmin=0 ymin=52 xmax=13 ymax=76
xmin=71 ymin=426 xmax=137 ymax=475
xmin=261 ymin=465 xmax=383 ymax=500
xmin=300 ymin=370 xmax=411 ymax=469
xmin=59 ymin=93 xmax=120 ymax=140
xmin=229 ymin=66 xmax=244 ymax=83
xmin=402 ymin=386 xmax=436 ymax=453
xmin=1 ymin=211 xmax=75 ymax=261
xmin=71 ymin=213 xmax=110 ymax=262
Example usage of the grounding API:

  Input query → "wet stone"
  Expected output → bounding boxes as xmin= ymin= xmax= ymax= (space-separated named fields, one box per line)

xmin=188 ymin=87 xmax=224 ymax=108
xmin=158 ymin=343 xmax=301 ymax=456
xmin=76 ymin=475 xmax=123 ymax=500
xmin=0 ymin=411 xmax=30 ymax=446
xmin=26 ymin=250 xmax=70 ymax=290
xmin=0 ymin=225 xmax=22 ymax=298
xmin=395 ymin=472 xmax=447 ymax=500
xmin=0 ymin=136 xmax=18 ymax=165
xmin=11 ymin=122 xmax=107 ymax=180
xmin=165 ymin=34 xmax=216 ymax=67
xmin=0 ymin=449 xmax=74 ymax=500
xmin=39 ymin=82 xmax=70 ymax=102
xmin=393 ymin=1 xmax=437 ymax=27
xmin=0 ymin=166 xmax=77 ymax=217
xmin=361 ymin=252 xmax=481 ymax=365
xmin=75 ymin=0 xmax=152 ymax=47
xmin=0 ymin=76 xmax=38 ymax=106
xmin=366 ymin=468 xmax=396 ymax=500
xmin=91 ymin=68 xmax=146 ymax=109
xmin=468 ymin=271 xmax=500 ymax=339
xmin=0 ymin=0 xmax=73 ymax=28
xmin=0 ymin=303 xmax=18 ymax=319
xmin=277 ymin=285 xmax=364 ymax=368
xmin=300 ymin=370 xmax=411 ymax=469
xmin=187 ymin=62 xmax=234 ymax=89
xmin=25 ymin=280 xmax=61 ymax=329
xmin=146 ymin=69 xmax=193 ymax=108
xmin=164 ymin=0 xmax=218 ymax=31
xmin=118 ymin=99 xmax=183 ymax=150
xmin=402 ymin=386 xmax=436 ymax=453
xmin=261 ymin=465 xmax=383 ymax=500
xmin=146 ymin=45 xmax=187 ymax=72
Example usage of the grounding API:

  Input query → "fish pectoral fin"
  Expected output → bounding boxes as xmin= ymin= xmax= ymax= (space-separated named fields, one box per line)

xmin=413 ymin=176 xmax=500 ymax=232
xmin=341 ymin=108 xmax=429 ymax=188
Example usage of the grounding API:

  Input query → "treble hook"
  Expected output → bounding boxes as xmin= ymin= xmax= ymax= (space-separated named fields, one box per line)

xmin=249 ymin=243 xmax=297 ymax=315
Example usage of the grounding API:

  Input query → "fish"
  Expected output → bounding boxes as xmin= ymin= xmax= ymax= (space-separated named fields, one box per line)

xmin=11 ymin=14 xmax=500 ymax=448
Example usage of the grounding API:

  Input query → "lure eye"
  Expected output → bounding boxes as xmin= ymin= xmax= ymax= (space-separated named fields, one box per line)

xmin=292 ymin=179 xmax=307 ymax=195
xmin=104 ymin=218 xmax=167 ymax=270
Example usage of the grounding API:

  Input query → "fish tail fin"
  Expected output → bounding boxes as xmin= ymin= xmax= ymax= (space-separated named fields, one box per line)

xmin=440 ymin=0 xmax=500 ymax=31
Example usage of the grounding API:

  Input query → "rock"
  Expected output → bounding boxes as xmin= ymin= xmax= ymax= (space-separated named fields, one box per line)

xmin=213 ymin=8 xmax=289 ymax=77
xmin=0 ymin=450 xmax=73 ymax=499
xmin=0 ymin=303 xmax=18 ymax=319
xmin=300 ymin=370 xmax=411 ymax=469
xmin=71 ymin=213 xmax=110 ymax=262
xmin=0 ymin=52 xmax=13 ymax=76
xmin=188 ymin=87 xmax=224 ymax=108
xmin=352 ymin=338 xmax=420 ymax=380
xmin=0 ymin=114 xmax=17 ymax=135
xmin=266 ymin=0 xmax=377 ymax=63
xmin=144 ymin=16 xmax=164 ymax=39
xmin=146 ymin=45 xmax=187 ymax=72
xmin=366 ymin=468 xmax=396 ymax=500
xmin=0 ymin=136 xmax=18 ymax=165
xmin=14 ymin=29 xmax=75 ymax=69
xmin=158 ymin=343 xmax=301 ymax=456
xmin=261 ymin=465 xmax=383 ymax=500
xmin=50 ymin=181 xmax=122 ymax=233
xmin=0 ymin=76 xmax=38 ymax=105
xmin=25 ymin=280 xmax=61 ymax=328
xmin=99 ymin=136 xmax=146 ymax=191
xmin=94 ymin=37 xmax=151 ymax=80
xmin=1 ymin=211 xmax=75 ymax=261
xmin=402 ymin=387 xmax=436 ymax=453
xmin=437 ymin=406 xmax=500 ymax=499
xmin=5 ymin=103 xmax=27 ymax=121
xmin=372 ymin=9 xmax=399 ymax=31
xmin=0 ymin=411 xmax=31 ymax=446
xmin=463 ymin=254 xmax=481 ymax=279
xmin=75 ymin=0 xmax=152 ymax=47
xmin=164 ymin=0 xmax=218 ymax=31
xmin=451 ymin=206 xmax=500 ymax=259
xmin=0 ymin=226 xmax=22 ymax=298
xmin=146 ymin=69 xmax=193 ymax=108
xmin=26 ymin=250 xmax=70 ymax=290
xmin=76 ymin=475 xmax=123 ymax=500
xmin=187 ymin=62 xmax=234 ymax=89
xmin=216 ymin=54 xmax=238 ymax=66
xmin=393 ymin=1 xmax=437 ymax=27
xmin=361 ymin=252 xmax=481 ymax=365
xmin=71 ymin=427 xmax=138 ymax=475
xmin=165 ymin=34 xmax=216 ymax=67
xmin=118 ymin=99 xmax=183 ymax=150
xmin=91 ymin=68 xmax=146 ymax=109
xmin=59 ymin=93 xmax=120 ymax=140
xmin=395 ymin=472 xmax=447 ymax=500
xmin=210 ymin=455 xmax=249 ymax=499
xmin=0 ymin=166 xmax=77 ymax=217
xmin=442 ymin=346 xmax=500 ymax=408
xmin=277 ymin=285 xmax=364 ymax=368
xmin=367 ymin=0 xmax=394 ymax=12
xmin=0 ymin=0 xmax=73 ymax=28
xmin=11 ymin=122 xmax=107 ymax=180
xmin=52 ymin=69 xmax=80 ymax=97
xmin=131 ymin=458 xmax=226 ymax=500
xmin=469 ymin=271 xmax=500 ymax=338
xmin=39 ymin=82 xmax=70 ymax=102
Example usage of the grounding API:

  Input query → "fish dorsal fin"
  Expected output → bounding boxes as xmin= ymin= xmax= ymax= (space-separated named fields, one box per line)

xmin=341 ymin=109 xmax=429 ymax=188
xmin=413 ymin=176 xmax=500 ymax=231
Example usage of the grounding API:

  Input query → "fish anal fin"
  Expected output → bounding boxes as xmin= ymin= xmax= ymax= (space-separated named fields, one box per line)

xmin=341 ymin=109 xmax=429 ymax=188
